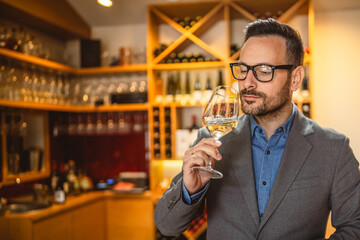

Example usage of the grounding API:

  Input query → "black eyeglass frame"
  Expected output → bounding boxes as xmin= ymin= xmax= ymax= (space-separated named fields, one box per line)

xmin=230 ymin=62 xmax=294 ymax=82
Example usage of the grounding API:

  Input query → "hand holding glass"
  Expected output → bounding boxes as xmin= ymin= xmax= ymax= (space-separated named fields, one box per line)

xmin=192 ymin=85 xmax=239 ymax=179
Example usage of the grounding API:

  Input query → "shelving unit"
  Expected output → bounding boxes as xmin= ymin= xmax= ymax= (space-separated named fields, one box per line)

xmin=1 ymin=1 xmax=312 ymax=238
xmin=146 ymin=0 xmax=312 ymax=239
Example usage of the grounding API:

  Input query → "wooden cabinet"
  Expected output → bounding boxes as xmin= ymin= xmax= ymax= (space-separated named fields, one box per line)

xmin=32 ymin=211 xmax=73 ymax=240
xmin=106 ymin=194 xmax=155 ymax=240
xmin=71 ymin=200 xmax=106 ymax=240
xmin=32 ymin=200 xmax=106 ymax=240
xmin=0 ymin=192 xmax=153 ymax=240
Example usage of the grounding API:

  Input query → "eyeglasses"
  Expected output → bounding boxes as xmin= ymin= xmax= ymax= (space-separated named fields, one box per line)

xmin=230 ymin=62 xmax=294 ymax=82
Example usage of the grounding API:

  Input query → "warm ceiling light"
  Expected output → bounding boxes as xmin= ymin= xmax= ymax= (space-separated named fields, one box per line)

xmin=98 ymin=0 xmax=112 ymax=7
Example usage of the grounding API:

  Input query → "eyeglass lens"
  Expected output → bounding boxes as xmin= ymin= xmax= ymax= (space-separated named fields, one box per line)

xmin=232 ymin=64 xmax=273 ymax=82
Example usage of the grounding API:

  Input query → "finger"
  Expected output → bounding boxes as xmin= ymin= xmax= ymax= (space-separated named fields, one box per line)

xmin=192 ymin=142 xmax=222 ymax=161
xmin=183 ymin=154 xmax=207 ymax=172
xmin=198 ymin=138 xmax=222 ymax=148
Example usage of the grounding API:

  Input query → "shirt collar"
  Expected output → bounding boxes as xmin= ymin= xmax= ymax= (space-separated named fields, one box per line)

xmin=250 ymin=102 xmax=296 ymax=137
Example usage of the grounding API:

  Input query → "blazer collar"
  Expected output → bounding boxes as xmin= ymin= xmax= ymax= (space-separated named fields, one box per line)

xmin=257 ymin=107 xmax=314 ymax=232
xmin=226 ymin=107 xmax=314 ymax=229
xmin=227 ymin=114 xmax=261 ymax=226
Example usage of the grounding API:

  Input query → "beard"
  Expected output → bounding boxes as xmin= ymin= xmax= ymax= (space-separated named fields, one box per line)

xmin=240 ymin=76 xmax=292 ymax=118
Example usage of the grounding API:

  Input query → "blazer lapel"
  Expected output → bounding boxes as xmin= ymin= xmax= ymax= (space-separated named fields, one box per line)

xmin=226 ymin=114 xmax=260 ymax=226
xmin=258 ymin=109 xmax=314 ymax=232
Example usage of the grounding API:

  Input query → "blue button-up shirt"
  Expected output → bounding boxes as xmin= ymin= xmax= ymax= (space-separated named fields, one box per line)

xmin=250 ymin=104 xmax=295 ymax=219
xmin=183 ymin=104 xmax=296 ymax=219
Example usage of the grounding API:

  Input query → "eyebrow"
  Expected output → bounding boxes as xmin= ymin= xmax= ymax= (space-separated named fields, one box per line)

xmin=238 ymin=62 xmax=273 ymax=66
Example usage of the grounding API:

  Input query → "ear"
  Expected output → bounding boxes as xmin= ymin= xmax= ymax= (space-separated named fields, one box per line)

xmin=290 ymin=66 xmax=304 ymax=92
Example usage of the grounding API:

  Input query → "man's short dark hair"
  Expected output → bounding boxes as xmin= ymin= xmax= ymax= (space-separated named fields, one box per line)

xmin=244 ymin=18 xmax=304 ymax=67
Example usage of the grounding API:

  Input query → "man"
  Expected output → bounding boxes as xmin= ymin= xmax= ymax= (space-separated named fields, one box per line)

xmin=154 ymin=18 xmax=360 ymax=239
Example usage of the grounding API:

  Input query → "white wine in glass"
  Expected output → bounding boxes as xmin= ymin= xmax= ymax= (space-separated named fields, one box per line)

xmin=192 ymin=85 xmax=239 ymax=179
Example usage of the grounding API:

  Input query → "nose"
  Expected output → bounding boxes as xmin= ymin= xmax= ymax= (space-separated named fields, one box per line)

xmin=240 ymin=69 xmax=257 ymax=90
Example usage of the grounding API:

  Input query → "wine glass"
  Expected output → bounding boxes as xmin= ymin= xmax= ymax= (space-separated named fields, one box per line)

xmin=192 ymin=85 xmax=239 ymax=179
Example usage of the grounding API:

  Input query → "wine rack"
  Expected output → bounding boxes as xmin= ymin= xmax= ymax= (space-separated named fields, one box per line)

xmin=1 ymin=1 xmax=313 ymax=238
xmin=152 ymin=107 xmax=161 ymax=159
xmin=164 ymin=107 xmax=172 ymax=159
xmin=148 ymin=1 xmax=312 ymax=239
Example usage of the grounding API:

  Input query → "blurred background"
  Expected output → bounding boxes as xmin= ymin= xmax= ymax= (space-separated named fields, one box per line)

xmin=0 ymin=0 xmax=359 ymax=239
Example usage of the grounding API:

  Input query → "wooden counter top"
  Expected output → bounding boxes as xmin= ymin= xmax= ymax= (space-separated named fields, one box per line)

xmin=0 ymin=190 xmax=153 ymax=222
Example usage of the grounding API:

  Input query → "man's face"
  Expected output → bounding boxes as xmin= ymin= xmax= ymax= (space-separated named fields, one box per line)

xmin=238 ymin=36 xmax=293 ymax=117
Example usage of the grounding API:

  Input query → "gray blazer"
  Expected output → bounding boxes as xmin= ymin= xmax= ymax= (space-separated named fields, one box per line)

xmin=154 ymin=108 xmax=360 ymax=240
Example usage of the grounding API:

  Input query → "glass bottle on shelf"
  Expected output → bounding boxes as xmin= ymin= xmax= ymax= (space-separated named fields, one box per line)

xmin=217 ymin=70 xmax=226 ymax=96
xmin=165 ymin=72 xmax=175 ymax=103
xmin=183 ymin=72 xmax=191 ymax=104
xmin=203 ymin=73 xmax=213 ymax=104
xmin=54 ymin=164 xmax=66 ymax=204
xmin=192 ymin=73 xmax=202 ymax=104
xmin=174 ymin=71 xmax=182 ymax=103
xmin=189 ymin=114 xmax=199 ymax=149
xmin=154 ymin=72 xmax=163 ymax=103
xmin=50 ymin=160 xmax=59 ymax=192
xmin=218 ymin=70 xmax=224 ymax=86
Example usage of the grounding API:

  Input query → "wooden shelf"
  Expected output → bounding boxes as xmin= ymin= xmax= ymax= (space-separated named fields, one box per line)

xmin=0 ymin=48 xmax=75 ymax=73
xmin=153 ymin=61 xmax=224 ymax=70
xmin=76 ymin=64 xmax=148 ymax=75
xmin=0 ymin=99 xmax=149 ymax=112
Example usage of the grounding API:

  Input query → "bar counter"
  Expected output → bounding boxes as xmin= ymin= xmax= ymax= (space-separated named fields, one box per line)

xmin=0 ymin=190 xmax=155 ymax=240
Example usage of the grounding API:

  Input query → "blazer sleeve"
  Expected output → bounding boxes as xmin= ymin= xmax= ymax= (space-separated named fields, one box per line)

xmin=154 ymin=128 xmax=209 ymax=236
xmin=154 ymin=173 xmax=207 ymax=236
xmin=328 ymin=137 xmax=360 ymax=239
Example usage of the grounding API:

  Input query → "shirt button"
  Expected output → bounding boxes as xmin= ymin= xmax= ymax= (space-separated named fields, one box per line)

xmin=259 ymin=129 xmax=263 ymax=133
xmin=266 ymin=150 xmax=270 ymax=155
xmin=260 ymin=213 xmax=264 ymax=218
xmin=262 ymin=181 xmax=267 ymax=186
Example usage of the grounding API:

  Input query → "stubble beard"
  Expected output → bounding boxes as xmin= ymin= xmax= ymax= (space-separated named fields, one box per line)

xmin=240 ymin=76 xmax=292 ymax=119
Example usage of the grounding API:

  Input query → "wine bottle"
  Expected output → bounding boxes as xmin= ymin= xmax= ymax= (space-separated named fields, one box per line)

xmin=50 ymin=160 xmax=59 ymax=192
xmin=193 ymin=74 xmax=202 ymax=103
xmin=54 ymin=164 xmax=66 ymax=204
xmin=190 ymin=115 xmax=199 ymax=131
xmin=174 ymin=72 xmax=182 ymax=103
xmin=218 ymin=70 xmax=224 ymax=86
xmin=217 ymin=70 xmax=226 ymax=96
xmin=173 ymin=53 xmax=181 ymax=63
xmin=203 ymin=73 xmax=213 ymax=103
xmin=165 ymin=73 xmax=175 ymax=103
xmin=177 ymin=52 xmax=184 ymax=62
xmin=154 ymin=72 xmax=163 ymax=103
xmin=189 ymin=53 xmax=197 ymax=63
xmin=197 ymin=54 xmax=205 ymax=62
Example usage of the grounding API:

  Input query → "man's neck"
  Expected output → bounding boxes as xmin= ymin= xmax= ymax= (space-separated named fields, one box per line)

xmin=253 ymin=102 xmax=293 ymax=140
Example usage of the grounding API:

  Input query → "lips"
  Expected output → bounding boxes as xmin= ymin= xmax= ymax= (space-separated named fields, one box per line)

xmin=243 ymin=95 xmax=260 ymax=101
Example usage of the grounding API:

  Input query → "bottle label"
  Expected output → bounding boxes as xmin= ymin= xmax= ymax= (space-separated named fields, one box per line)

xmin=193 ymin=91 xmax=202 ymax=103
xmin=54 ymin=190 xmax=65 ymax=204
